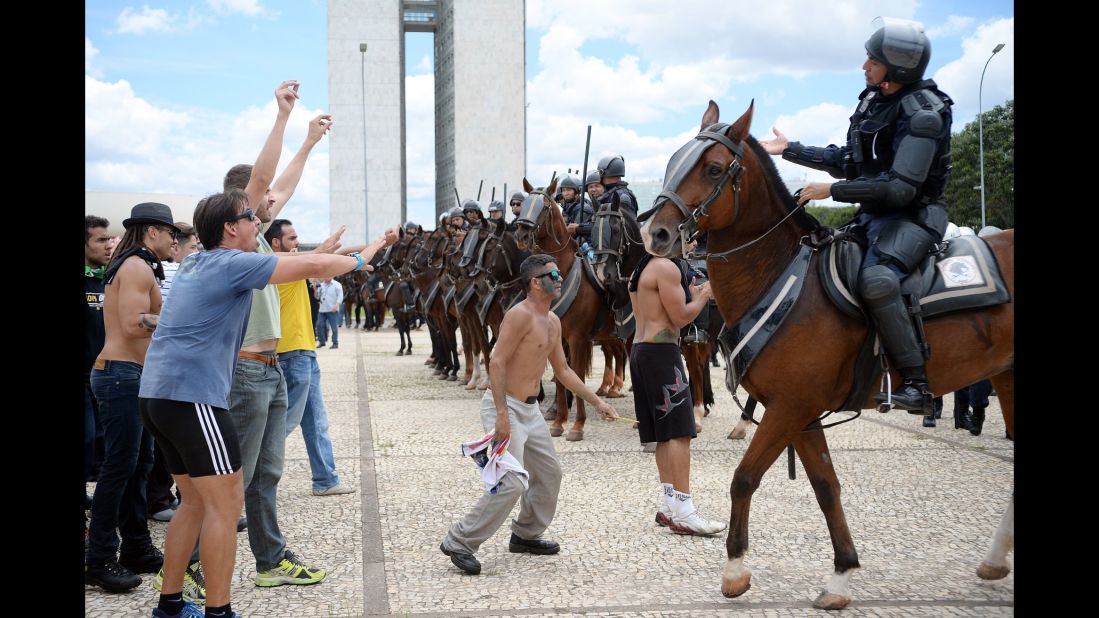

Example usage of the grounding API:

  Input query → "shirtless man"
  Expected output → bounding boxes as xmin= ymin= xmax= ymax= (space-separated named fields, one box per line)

xmin=627 ymin=224 xmax=726 ymax=536
xmin=440 ymin=254 xmax=618 ymax=575
xmin=87 ymin=202 xmax=179 ymax=592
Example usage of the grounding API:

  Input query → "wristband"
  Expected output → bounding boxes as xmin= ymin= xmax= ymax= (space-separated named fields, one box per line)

xmin=350 ymin=252 xmax=364 ymax=271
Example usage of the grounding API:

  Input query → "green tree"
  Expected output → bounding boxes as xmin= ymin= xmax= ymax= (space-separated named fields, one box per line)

xmin=945 ymin=100 xmax=1014 ymax=229
xmin=805 ymin=204 xmax=859 ymax=227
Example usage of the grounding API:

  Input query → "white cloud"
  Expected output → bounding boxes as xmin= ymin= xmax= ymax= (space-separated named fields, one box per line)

xmin=926 ymin=14 xmax=975 ymax=39
xmin=931 ymin=17 xmax=1013 ymax=128
xmin=116 ymin=6 xmax=176 ymax=34
xmin=85 ymin=75 xmax=191 ymax=158
xmin=85 ymin=37 xmax=102 ymax=77
xmin=414 ymin=55 xmax=432 ymax=73
xmin=206 ymin=0 xmax=267 ymax=17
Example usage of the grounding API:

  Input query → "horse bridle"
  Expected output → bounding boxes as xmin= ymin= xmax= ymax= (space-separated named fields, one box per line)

xmin=515 ymin=189 xmax=564 ymax=250
xmin=592 ymin=206 xmax=642 ymax=287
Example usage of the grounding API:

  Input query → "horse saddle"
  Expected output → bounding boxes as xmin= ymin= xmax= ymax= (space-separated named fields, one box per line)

xmin=820 ymin=233 xmax=1011 ymax=321
xmin=456 ymin=280 xmax=478 ymax=314
xmin=549 ymin=259 xmax=587 ymax=318
xmin=476 ymin=286 xmax=498 ymax=325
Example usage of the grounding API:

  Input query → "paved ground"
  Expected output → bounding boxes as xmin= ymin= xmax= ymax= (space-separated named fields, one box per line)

xmin=86 ymin=325 xmax=1014 ymax=617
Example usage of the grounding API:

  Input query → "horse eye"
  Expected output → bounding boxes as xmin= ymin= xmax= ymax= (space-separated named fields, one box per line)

xmin=707 ymin=165 xmax=723 ymax=178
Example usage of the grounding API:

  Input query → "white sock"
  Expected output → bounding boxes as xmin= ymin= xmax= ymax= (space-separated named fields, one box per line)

xmin=661 ymin=483 xmax=675 ymax=511
xmin=673 ymin=490 xmax=696 ymax=519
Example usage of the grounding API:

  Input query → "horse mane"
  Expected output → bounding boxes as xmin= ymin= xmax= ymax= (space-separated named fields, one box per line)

xmin=745 ymin=135 xmax=821 ymax=232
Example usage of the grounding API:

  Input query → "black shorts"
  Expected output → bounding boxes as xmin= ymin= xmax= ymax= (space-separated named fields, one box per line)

xmin=139 ymin=398 xmax=242 ymax=477
xmin=630 ymin=342 xmax=696 ymax=443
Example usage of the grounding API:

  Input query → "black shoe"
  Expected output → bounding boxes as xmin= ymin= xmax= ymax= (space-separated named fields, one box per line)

xmin=331 ymin=344 xmax=339 ymax=349
xmin=875 ymin=380 xmax=933 ymax=414
xmin=508 ymin=533 xmax=560 ymax=555
xmin=317 ymin=342 xmax=326 ymax=348
xmin=440 ymin=542 xmax=481 ymax=575
xmin=85 ymin=560 xmax=142 ymax=593
xmin=119 ymin=543 xmax=164 ymax=574
xmin=953 ymin=408 xmax=972 ymax=430
xmin=237 ymin=516 xmax=247 ymax=532
xmin=969 ymin=406 xmax=986 ymax=436
xmin=922 ymin=415 xmax=936 ymax=427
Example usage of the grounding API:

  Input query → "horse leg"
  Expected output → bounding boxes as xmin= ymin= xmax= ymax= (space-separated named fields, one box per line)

xmin=977 ymin=492 xmax=1014 ymax=580
xmin=728 ymin=398 xmax=758 ymax=441
xmin=721 ymin=411 xmax=805 ymax=600
xmin=608 ymin=340 xmax=627 ymax=397
xmin=460 ymin=327 xmax=473 ymax=383
xmin=596 ymin=344 xmax=613 ymax=396
xmin=790 ymin=429 xmax=861 ymax=610
xmin=990 ymin=368 xmax=1014 ymax=440
xmin=395 ymin=315 xmax=406 ymax=355
xmin=477 ymin=330 xmax=492 ymax=390
xmin=448 ymin=327 xmax=461 ymax=381
xmin=684 ymin=345 xmax=705 ymax=433
xmin=464 ymin=335 xmax=481 ymax=390
xmin=549 ymin=378 xmax=566 ymax=437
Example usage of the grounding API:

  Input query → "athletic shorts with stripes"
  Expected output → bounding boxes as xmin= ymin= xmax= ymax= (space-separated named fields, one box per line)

xmin=139 ymin=397 xmax=242 ymax=477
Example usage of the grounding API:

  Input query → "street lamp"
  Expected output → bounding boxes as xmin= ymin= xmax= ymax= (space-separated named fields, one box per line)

xmin=978 ymin=42 xmax=1006 ymax=230
xmin=360 ymin=43 xmax=369 ymax=240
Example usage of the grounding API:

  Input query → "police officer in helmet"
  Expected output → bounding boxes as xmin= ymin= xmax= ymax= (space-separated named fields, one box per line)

xmin=759 ymin=17 xmax=953 ymax=415
xmin=487 ymin=200 xmax=505 ymax=222
xmin=585 ymin=170 xmax=604 ymax=202
xmin=558 ymin=175 xmax=595 ymax=259
xmin=462 ymin=199 xmax=484 ymax=227
xmin=596 ymin=154 xmax=639 ymax=219
xmin=507 ymin=191 xmax=526 ymax=232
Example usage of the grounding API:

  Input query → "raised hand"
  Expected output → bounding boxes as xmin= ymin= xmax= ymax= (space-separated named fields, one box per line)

xmin=758 ymin=127 xmax=789 ymax=155
xmin=276 ymin=80 xmax=300 ymax=115
xmin=307 ymin=114 xmax=333 ymax=145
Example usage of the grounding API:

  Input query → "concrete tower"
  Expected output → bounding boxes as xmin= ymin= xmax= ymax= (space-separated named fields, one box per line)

xmin=328 ymin=0 xmax=526 ymax=244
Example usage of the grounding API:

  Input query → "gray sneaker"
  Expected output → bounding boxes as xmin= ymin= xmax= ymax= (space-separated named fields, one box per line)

xmin=312 ymin=483 xmax=356 ymax=496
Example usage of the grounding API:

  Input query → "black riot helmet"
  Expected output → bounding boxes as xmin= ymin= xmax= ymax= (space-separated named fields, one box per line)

xmin=864 ymin=17 xmax=931 ymax=86
xmin=509 ymin=191 xmax=526 ymax=206
xmin=487 ymin=200 xmax=505 ymax=213
xmin=403 ymin=220 xmax=418 ymax=232
xmin=462 ymin=199 xmax=483 ymax=216
xmin=585 ymin=170 xmax=602 ymax=187
xmin=597 ymin=155 xmax=626 ymax=178
xmin=559 ymin=175 xmax=582 ymax=193
xmin=447 ymin=206 xmax=465 ymax=220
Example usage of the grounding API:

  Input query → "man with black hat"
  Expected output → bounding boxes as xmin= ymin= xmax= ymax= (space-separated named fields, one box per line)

xmin=87 ymin=201 xmax=179 ymax=593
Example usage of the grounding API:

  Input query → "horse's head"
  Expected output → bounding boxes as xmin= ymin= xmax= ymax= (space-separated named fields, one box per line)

xmin=412 ymin=227 xmax=447 ymax=273
xmin=591 ymin=192 xmax=639 ymax=287
xmin=641 ymin=100 xmax=758 ymax=258
xmin=458 ymin=222 xmax=488 ymax=273
xmin=514 ymin=177 xmax=560 ymax=251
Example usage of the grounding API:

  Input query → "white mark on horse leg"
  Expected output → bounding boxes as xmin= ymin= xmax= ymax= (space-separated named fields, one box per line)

xmin=821 ymin=452 xmax=831 ymax=465
xmin=824 ymin=569 xmax=852 ymax=596
xmin=983 ymin=494 xmax=1014 ymax=569
xmin=723 ymin=556 xmax=750 ymax=581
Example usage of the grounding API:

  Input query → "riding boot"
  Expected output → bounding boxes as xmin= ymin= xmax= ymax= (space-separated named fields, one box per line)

xmin=952 ymin=391 xmax=971 ymax=429
xmin=862 ymin=266 xmax=932 ymax=415
xmin=968 ymin=406 xmax=986 ymax=436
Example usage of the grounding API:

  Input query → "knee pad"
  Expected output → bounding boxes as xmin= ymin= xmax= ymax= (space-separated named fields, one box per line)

xmin=858 ymin=265 xmax=900 ymax=303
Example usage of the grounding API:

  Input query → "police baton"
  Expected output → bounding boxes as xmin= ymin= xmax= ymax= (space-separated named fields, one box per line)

xmin=579 ymin=125 xmax=592 ymax=228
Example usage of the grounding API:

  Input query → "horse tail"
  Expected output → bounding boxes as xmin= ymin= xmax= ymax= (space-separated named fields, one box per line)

xmin=572 ymin=338 xmax=594 ymax=383
xmin=703 ymin=349 xmax=715 ymax=410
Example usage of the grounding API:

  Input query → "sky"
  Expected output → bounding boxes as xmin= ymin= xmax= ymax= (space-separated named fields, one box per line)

xmin=85 ymin=0 xmax=1015 ymax=242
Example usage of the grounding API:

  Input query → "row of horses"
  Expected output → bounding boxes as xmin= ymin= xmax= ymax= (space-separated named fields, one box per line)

xmin=346 ymin=99 xmax=1014 ymax=609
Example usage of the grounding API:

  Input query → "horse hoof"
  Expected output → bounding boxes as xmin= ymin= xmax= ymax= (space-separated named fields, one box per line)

xmin=606 ymin=389 xmax=624 ymax=398
xmin=595 ymin=387 xmax=608 ymax=396
xmin=477 ymin=381 xmax=490 ymax=390
xmin=728 ymin=427 xmax=747 ymax=440
xmin=464 ymin=382 xmax=477 ymax=390
xmin=438 ymin=373 xmax=450 ymax=380
xmin=976 ymin=562 xmax=1011 ymax=580
xmin=565 ymin=430 xmax=584 ymax=442
xmin=549 ymin=425 xmax=564 ymax=437
xmin=447 ymin=375 xmax=459 ymax=382
xmin=812 ymin=592 xmax=851 ymax=610
xmin=395 ymin=350 xmax=404 ymax=356
xmin=424 ymin=359 xmax=434 ymax=366
xmin=720 ymin=574 xmax=751 ymax=598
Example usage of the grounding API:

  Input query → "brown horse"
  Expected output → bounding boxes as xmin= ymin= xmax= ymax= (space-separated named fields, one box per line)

xmin=643 ymin=100 xmax=1014 ymax=609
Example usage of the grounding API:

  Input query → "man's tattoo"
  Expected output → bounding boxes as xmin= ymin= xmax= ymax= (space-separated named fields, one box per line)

xmin=653 ymin=328 xmax=679 ymax=343
xmin=139 ymin=313 xmax=159 ymax=331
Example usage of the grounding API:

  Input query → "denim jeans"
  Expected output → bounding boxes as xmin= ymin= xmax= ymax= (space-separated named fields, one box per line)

xmin=279 ymin=350 xmax=341 ymax=491
xmin=227 ymin=357 xmax=289 ymax=572
xmin=84 ymin=374 xmax=97 ymax=481
xmin=316 ymin=311 xmax=340 ymax=346
xmin=88 ymin=361 xmax=154 ymax=564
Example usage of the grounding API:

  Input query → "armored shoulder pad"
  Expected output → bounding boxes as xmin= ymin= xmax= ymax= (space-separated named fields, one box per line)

xmin=906 ymin=108 xmax=943 ymax=137
xmin=901 ymin=89 xmax=945 ymax=116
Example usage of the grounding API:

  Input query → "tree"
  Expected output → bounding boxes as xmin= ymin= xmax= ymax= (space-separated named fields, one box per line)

xmin=945 ymin=100 xmax=1014 ymax=229
xmin=805 ymin=204 xmax=859 ymax=227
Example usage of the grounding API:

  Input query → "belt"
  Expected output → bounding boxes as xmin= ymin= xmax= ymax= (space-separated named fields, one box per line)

xmin=92 ymin=358 xmax=142 ymax=371
xmin=238 ymin=351 xmax=278 ymax=367
xmin=524 ymin=395 xmax=538 ymax=405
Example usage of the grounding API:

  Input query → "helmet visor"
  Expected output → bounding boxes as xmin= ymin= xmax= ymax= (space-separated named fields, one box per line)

xmin=871 ymin=16 xmax=926 ymax=70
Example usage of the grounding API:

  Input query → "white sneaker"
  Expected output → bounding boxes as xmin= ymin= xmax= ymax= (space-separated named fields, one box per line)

xmin=655 ymin=504 xmax=674 ymax=527
xmin=669 ymin=510 xmax=727 ymax=536
xmin=312 ymin=483 xmax=355 ymax=496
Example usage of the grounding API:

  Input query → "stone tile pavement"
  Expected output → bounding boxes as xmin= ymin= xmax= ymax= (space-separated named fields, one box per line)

xmin=86 ymin=325 xmax=1013 ymax=617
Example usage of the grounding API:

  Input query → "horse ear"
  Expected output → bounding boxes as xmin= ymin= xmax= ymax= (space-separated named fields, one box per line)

xmin=547 ymin=176 xmax=558 ymax=197
xmin=398 ymin=226 xmax=405 ymax=240
xmin=523 ymin=178 xmax=534 ymax=193
xmin=726 ymin=99 xmax=754 ymax=144
xmin=700 ymin=100 xmax=720 ymax=131
xmin=417 ymin=225 xmax=423 ymax=236
xmin=612 ymin=191 xmax=621 ymax=211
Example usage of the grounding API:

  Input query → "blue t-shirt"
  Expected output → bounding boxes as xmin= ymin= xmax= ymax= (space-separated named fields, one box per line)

xmin=140 ymin=248 xmax=278 ymax=408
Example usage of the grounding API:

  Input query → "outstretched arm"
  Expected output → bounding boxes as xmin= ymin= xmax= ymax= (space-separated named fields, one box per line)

xmin=547 ymin=315 xmax=616 ymax=421
xmin=246 ymin=80 xmax=299 ymax=216
xmin=268 ymin=113 xmax=333 ymax=221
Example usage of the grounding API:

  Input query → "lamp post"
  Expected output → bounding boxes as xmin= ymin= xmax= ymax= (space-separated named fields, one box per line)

xmin=360 ymin=43 xmax=369 ymax=240
xmin=978 ymin=42 xmax=1006 ymax=230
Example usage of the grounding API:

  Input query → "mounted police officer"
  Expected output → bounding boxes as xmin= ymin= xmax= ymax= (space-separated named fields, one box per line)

xmin=462 ymin=199 xmax=485 ymax=227
xmin=487 ymin=200 xmax=506 ymax=222
xmin=596 ymin=154 xmax=639 ymax=219
xmin=585 ymin=170 xmax=604 ymax=203
xmin=447 ymin=205 xmax=469 ymax=234
xmin=507 ymin=191 xmax=526 ymax=232
xmin=396 ymin=220 xmax=419 ymax=311
xmin=759 ymin=17 xmax=953 ymax=414
xmin=558 ymin=175 xmax=595 ymax=260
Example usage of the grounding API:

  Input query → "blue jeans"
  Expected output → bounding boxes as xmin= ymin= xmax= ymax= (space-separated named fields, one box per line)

xmin=279 ymin=350 xmax=341 ymax=491
xmin=227 ymin=358 xmax=289 ymax=572
xmin=84 ymin=374 xmax=97 ymax=481
xmin=317 ymin=311 xmax=340 ymax=346
xmin=88 ymin=361 xmax=154 ymax=563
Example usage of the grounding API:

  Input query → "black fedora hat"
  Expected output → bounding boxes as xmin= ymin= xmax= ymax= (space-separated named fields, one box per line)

xmin=123 ymin=202 xmax=179 ymax=232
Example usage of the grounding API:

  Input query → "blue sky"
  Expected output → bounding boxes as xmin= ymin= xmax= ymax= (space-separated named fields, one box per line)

xmin=86 ymin=0 xmax=1015 ymax=241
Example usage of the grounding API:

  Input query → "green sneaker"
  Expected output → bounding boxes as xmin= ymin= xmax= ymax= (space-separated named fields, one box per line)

xmin=153 ymin=561 xmax=206 ymax=605
xmin=255 ymin=549 xmax=326 ymax=587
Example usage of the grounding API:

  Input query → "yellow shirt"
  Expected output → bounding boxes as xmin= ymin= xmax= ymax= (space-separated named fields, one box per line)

xmin=275 ymin=279 xmax=316 ymax=354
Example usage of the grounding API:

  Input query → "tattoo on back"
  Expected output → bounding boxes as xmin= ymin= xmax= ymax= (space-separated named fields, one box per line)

xmin=653 ymin=328 xmax=679 ymax=344
xmin=140 ymin=313 xmax=159 ymax=331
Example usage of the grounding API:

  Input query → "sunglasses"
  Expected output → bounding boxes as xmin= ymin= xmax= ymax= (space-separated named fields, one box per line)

xmin=230 ymin=208 xmax=257 ymax=223
xmin=537 ymin=269 xmax=562 ymax=283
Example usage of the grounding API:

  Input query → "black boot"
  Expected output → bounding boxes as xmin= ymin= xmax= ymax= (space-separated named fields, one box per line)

xmin=876 ymin=367 xmax=933 ymax=414
xmin=954 ymin=406 xmax=972 ymax=430
xmin=862 ymin=266 xmax=932 ymax=415
xmin=969 ymin=406 xmax=986 ymax=436
xmin=922 ymin=413 xmax=936 ymax=427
